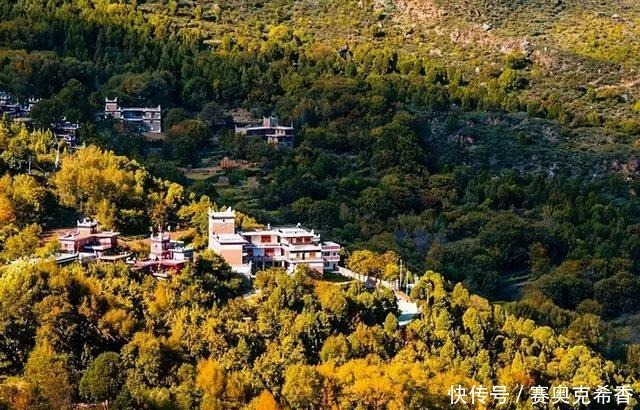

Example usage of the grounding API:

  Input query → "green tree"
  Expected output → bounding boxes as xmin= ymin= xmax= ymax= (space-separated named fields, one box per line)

xmin=498 ymin=68 xmax=528 ymax=92
xmin=166 ymin=120 xmax=210 ymax=166
xmin=164 ymin=108 xmax=190 ymax=131
xmin=182 ymin=77 xmax=212 ymax=110
xmin=197 ymin=102 xmax=232 ymax=133
xmin=79 ymin=352 xmax=123 ymax=406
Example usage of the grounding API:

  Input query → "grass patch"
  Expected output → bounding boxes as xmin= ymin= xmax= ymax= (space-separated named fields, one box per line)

xmin=321 ymin=271 xmax=353 ymax=283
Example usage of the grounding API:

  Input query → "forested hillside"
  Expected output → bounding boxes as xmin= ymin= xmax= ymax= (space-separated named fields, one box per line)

xmin=0 ymin=0 xmax=640 ymax=408
xmin=1 ymin=258 xmax=638 ymax=409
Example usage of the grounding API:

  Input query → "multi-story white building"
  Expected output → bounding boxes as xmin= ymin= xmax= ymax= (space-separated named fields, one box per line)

xmin=208 ymin=208 xmax=340 ymax=277
xmin=104 ymin=97 xmax=162 ymax=133
xmin=235 ymin=116 xmax=294 ymax=149
xmin=321 ymin=241 xmax=341 ymax=272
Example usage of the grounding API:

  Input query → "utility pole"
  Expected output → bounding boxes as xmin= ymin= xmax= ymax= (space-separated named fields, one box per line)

xmin=399 ymin=259 xmax=403 ymax=291
xmin=406 ymin=271 xmax=410 ymax=294
xmin=55 ymin=144 xmax=60 ymax=169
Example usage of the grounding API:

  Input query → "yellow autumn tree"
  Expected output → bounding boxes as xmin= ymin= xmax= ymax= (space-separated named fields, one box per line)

xmin=0 ymin=191 xmax=15 ymax=228
xmin=196 ymin=358 xmax=227 ymax=399
xmin=23 ymin=344 xmax=73 ymax=410
xmin=0 ymin=174 xmax=45 ymax=230
xmin=255 ymin=390 xmax=279 ymax=410
xmin=52 ymin=146 xmax=147 ymax=225
xmin=0 ymin=377 xmax=36 ymax=410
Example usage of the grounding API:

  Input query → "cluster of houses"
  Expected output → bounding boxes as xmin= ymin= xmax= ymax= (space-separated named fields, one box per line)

xmin=55 ymin=218 xmax=194 ymax=275
xmin=0 ymin=92 xmax=163 ymax=145
xmin=0 ymin=92 xmax=37 ymax=119
xmin=52 ymin=209 xmax=340 ymax=280
xmin=45 ymin=214 xmax=421 ymax=324
xmin=102 ymin=99 xmax=296 ymax=148
xmin=0 ymin=91 xmax=81 ymax=145
xmin=3 ymin=89 xmax=296 ymax=148
xmin=102 ymin=99 xmax=296 ymax=149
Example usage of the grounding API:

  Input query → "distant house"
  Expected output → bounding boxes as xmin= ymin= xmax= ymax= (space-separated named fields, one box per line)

xmin=208 ymin=208 xmax=341 ymax=280
xmin=57 ymin=218 xmax=128 ymax=263
xmin=235 ymin=116 xmax=294 ymax=149
xmin=133 ymin=228 xmax=195 ymax=275
xmin=149 ymin=229 xmax=194 ymax=264
xmin=0 ymin=92 xmax=34 ymax=119
xmin=0 ymin=91 xmax=77 ymax=144
xmin=104 ymin=97 xmax=162 ymax=133
xmin=52 ymin=121 xmax=81 ymax=145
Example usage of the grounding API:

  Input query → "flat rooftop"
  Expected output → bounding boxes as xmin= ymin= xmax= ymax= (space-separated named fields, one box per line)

xmin=215 ymin=233 xmax=248 ymax=244
xmin=95 ymin=232 xmax=120 ymax=237
xmin=230 ymin=264 xmax=252 ymax=276
xmin=58 ymin=230 xmax=119 ymax=240
xmin=59 ymin=233 xmax=92 ymax=241
xmin=243 ymin=226 xmax=316 ymax=237
xmin=209 ymin=207 xmax=236 ymax=217
xmin=278 ymin=227 xmax=310 ymax=233
xmin=242 ymin=229 xmax=278 ymax=236
xmin=85 ymin=245 xmax=113 ymax=251
xmin=285 ymin=245 xmax=322 ymax=251
xmin=115 ymin=106 xmax=161 ymax=112
xmin=245 ymin=125 xmax=293 ymax=131
xmin=98 ymin=254 xmax=129 ymax=261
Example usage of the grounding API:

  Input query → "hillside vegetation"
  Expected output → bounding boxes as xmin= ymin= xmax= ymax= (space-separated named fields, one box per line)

xmin=1 ymin=258 xmax=637 ymax=409
xmin=136 ymin=0 xmax=640 ymax=125
xmin=0 ymin=0 xmax=640 ymax=407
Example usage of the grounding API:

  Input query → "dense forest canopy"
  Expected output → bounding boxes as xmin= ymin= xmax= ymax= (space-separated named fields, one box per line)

xmin=0 ymin=0 xmax=639 ymax=408
xmin=1 ymin=259 xmax=638 ymax=409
